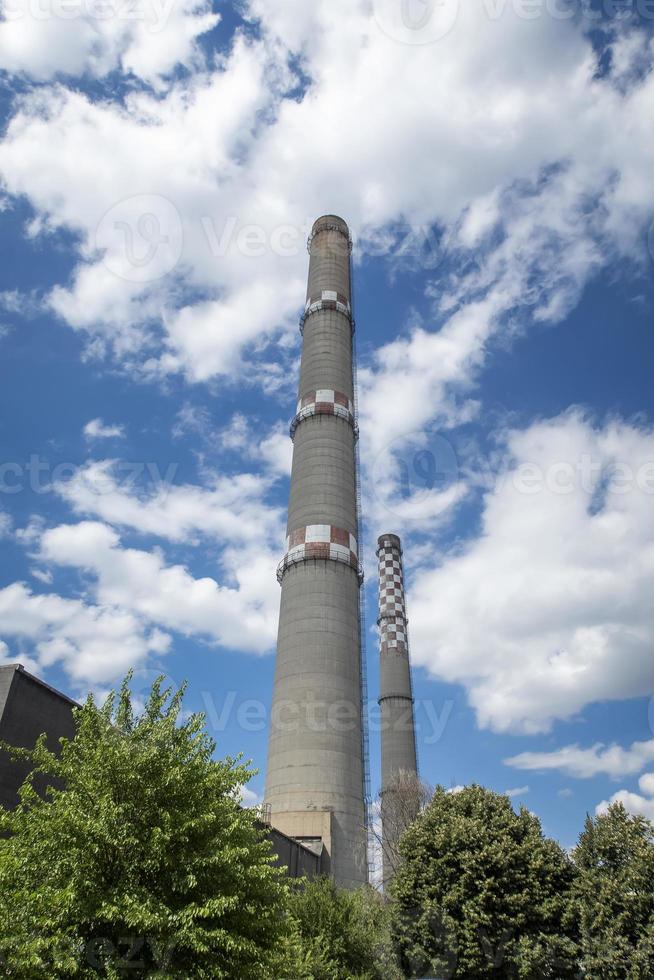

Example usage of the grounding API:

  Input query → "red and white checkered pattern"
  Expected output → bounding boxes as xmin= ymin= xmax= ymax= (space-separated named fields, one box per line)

xmin=277 ymin=524 xmax=362 ymax=583
xmin=377 ymin=535 xmax=408 ymax=654
xmin=305 ymin=290 xmax=351 ymax=315
xmin=300 ymin=290 xmax=354 ymax=333
xmin=290 ymin=389 xmax=355 ymax=438
xmin=380 ymin=617 xmax=408 ymax=655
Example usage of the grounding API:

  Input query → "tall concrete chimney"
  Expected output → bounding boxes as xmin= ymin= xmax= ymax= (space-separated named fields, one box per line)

xmin=377 ymin=532 xmax=418 ymax=886
xmin=264 ymin=215 xmax=368 ymax=889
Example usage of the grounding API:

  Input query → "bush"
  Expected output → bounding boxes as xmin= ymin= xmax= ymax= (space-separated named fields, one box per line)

xmin=283 ymin=876 xmax=402 ymax=980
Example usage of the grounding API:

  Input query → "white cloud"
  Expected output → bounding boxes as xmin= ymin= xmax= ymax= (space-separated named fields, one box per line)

xmin=0 ymin=289 xmax=41 ymax=317
xmin=55 ymin=458 xmax=285 ymax=546
xmin=0 ymin=39 xmax=300 ymax=379
xmin=0 ymin=0 xmax=219 ymax=85
xmin=0 ymin=636 xmax=41 ymax=676
xmin=1 ymin=437 xmax=288 ymax=687
xmin=171 ymin=403 xmax=211 ymax=442
xmin=0 ymin=2 xmax=652 ymax=397
xmin=258 ymin=427 xmax=294 ymax=477
xmin=505 ymin=786 xmax=529 ymax=799
xmin=1 ymin=453 xmax=286 ymax=684
xmin=0 ymin=512 xmax=12 ymax=538
xmin=640 ymin=773 xmax=654 ymax=797
xmin=358 ymin=155 xmax=634 ymax=472
xmin=216 ymin=414 xmax=293 ymax=476
xmin=2 ymin=0 xmax=654 ymax=730
xmin=240 ymin=785 xmax=263 ymax=808
xmin=597 ymin=773 xmax=654 ymax=822
xmin=39 ymin=520 xmax=280 ymax=655
xmin=15 ymin=517 xmax=46 ymax=547
xmin=218 ymin=414 xmax=251 ymax=452
xmin=0 ymin=580 xmax=168 ymax=684
xmin=407 ymin=411 xmax=654 ymax=734
xmin=83 ymin=418 xmax=125 ymax=440
xmin=506 ymin=739 xmax=654 ymax=779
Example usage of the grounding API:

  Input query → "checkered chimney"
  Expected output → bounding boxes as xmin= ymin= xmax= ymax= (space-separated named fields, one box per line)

xmin=264 ymin=216 xmax=368 ymax=889
xmin=377 ymin=532 xmax=418 ymax=885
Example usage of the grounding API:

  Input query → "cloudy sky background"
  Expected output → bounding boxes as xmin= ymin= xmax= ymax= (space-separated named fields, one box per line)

xmin=1 ymin=0 xmax=654 ymax=846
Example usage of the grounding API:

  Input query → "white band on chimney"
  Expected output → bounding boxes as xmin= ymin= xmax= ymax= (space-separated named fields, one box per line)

xmin=290 ymin=389 xmax=356 ymax=439
xmin=277 ymin=524 xmax=363 ymax=584
xmin=300 ymin=291 xmax=354 ymax=334
xmin=305 ymin=290 xmax=351 ymax=313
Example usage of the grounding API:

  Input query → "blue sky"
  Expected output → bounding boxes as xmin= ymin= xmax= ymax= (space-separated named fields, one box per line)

xmin=1 ymin=0 xmax=654 ymax=853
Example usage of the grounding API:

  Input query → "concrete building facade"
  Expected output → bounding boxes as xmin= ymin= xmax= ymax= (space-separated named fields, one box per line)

xmin=0 ymin=663 xmax=77 ymax=810
xmin=265 ymin=215 xmax=369 ymax=889
xmin=377 ymin=533 xmax=419 ymax=885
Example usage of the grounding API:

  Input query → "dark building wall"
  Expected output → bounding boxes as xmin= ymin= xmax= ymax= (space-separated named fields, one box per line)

xmin=0 ymin=664 xmax=77 ymax=810
xmin=265 ymin=825 xmax=323 ymax=879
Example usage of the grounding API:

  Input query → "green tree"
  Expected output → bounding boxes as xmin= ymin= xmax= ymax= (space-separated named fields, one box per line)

xmin=391 ymin=784 xmax=578 ymax=979
xmin=284 ymin=876 xmax=402 ymax=980
xmin=0 ymin=675 xmax=289 ymax=978
xmin=572 ymin=802 xmax=654 ymax=979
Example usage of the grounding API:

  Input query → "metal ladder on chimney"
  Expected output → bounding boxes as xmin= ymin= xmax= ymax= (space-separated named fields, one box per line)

xmin=350 ymin=246 xmax=374 ymax=881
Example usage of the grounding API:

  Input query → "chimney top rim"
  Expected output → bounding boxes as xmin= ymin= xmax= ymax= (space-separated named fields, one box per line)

xmin=311 ymin=214 xmax=349 ymax=233
xmin=377 ymin=532 xmax=402 ymax=548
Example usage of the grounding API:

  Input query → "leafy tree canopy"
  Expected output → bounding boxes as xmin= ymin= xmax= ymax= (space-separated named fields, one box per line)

xmin=391 ymin=784 xmax=578 ymax=979
xmin=0 ymin=674 xmax=288 ymax=979
xmin=283 ymin=876 xmax=402 ymax=980
xmin=572 ymin=801 xmax=654 ymax=979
